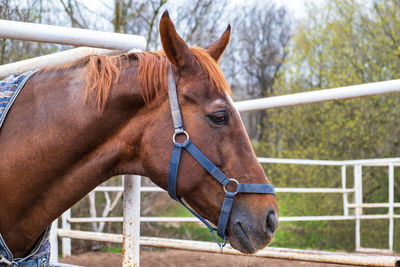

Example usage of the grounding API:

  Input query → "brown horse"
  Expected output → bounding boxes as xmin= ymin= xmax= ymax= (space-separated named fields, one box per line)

xmin=0 ymin=12 xmax=278 ymax=259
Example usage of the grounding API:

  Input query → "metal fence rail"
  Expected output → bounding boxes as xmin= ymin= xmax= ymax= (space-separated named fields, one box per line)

xmin=0 ymin=47 xmax=122 ymax=79
xmin=0 ymin=19 xmax=146 ymax=51
xmin=59 ymin=157 xmax=400 ymax=258
xmin=234 ymin=80 xmax=400 ymax=112
xmin=57 ymin=229 xmax=400 ymax=267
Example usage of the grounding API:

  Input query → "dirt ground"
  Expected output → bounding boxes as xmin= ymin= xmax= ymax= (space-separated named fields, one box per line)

xmin=59 ymin=250 xmax=347 ymax=267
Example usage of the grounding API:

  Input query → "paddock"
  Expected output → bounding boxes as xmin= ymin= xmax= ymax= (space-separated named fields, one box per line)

xmin=58 ymin=250 xmax=397 ymax=267
xmin=1 ymin=19 xmax=400 ymax=267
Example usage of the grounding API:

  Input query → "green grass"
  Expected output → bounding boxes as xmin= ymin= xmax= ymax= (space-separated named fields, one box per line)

xmin=102 ymin=247 xmax=122 ymax=253
xmin=159 ymin=202 xmax=354 ymax=251
xmin=270 ymin=221 xmax=355 ymax=251
xmin=162 ymin=223 xmax=220 ymax=242
xmin=150 ymin=198 xmax=398 ymax=252
xmin=160 ymin=204 xmax=193 ymax=217
xmin=101 ymin=204 xmax=395 ymax=253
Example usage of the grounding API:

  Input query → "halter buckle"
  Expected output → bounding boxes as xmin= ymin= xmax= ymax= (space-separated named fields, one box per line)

xmin=223 ymin=178 xmax=239 ymax=195
xmin=172 ymin=130 xmax=189 ymax=144
xmin=219 ymin=236 xmax=227 ymax=253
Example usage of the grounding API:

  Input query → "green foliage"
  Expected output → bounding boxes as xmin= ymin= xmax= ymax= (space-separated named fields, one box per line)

xmin=159 ymin=204 xmax=193 ymax=218
xmin=162 ymin=223 xmax=216 ymax=242
xmin=0 ymin=0 xmax=67 ymax=66
xmin=155 ymin=205 xmax=220 ymax=242
xmin=253 ymin=0 xmax=400 ymax=252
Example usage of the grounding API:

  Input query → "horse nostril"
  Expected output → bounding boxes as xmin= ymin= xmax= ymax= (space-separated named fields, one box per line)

xmin=266 ymin=211 xmax=278 ymax=234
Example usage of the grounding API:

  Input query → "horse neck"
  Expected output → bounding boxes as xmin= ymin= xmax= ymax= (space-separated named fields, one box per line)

xmin=0 ymin=59 xmax=160 ymax=257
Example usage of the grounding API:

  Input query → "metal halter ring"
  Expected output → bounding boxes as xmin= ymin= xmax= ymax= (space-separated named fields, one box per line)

xmin=173 ymin=130 xmax=190 ymax=144
xmin=223 ymin=179 xmax=239 ymax=195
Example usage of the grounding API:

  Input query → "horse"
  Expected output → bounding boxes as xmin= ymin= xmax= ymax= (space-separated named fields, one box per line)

xmin=0 ymin=11 xmax=278 ymax=264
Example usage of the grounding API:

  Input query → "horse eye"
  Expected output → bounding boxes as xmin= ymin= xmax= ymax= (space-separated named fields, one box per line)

xmin=208 ymin=111 xmax=229 ymax=125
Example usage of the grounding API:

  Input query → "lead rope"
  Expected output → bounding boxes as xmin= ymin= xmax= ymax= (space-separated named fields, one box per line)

xmin=177 ymin=197 xmax=227 ymax=250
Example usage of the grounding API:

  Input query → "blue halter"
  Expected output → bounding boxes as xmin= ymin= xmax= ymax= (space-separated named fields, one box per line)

xmin=166 ymin=69 xmax=275 ymax=249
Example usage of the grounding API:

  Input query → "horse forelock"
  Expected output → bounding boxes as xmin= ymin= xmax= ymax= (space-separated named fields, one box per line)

xmin=189 ymin=47 xmax=232 ymax=97
xmin=43 ymin=46 xmax=231 ymax=111
xmin=135 ymin=47 xmax=232 ymax=105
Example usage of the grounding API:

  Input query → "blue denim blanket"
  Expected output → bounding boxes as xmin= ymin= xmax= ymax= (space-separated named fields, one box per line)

xmin=0 ymin=228 xmax=51 ymax=267
xmin=0 ymin=70 xmax=37 ymax=129
xmin=0 ymin=70 xmax=52 ymax=267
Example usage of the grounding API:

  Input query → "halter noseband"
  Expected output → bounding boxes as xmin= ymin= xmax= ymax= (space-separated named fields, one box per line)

xmin=166 ymin=69 xmax=275 ymax=249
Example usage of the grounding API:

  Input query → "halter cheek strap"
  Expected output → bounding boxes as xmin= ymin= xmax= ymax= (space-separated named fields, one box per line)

xmin=166 ymin=69 xmax=275 ymax=249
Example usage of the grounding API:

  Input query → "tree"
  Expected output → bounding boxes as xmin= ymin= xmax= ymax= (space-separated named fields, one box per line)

xmin=0 ymin=0 xmax=64 ymax=65
xmin=58 ymin=0 xmax=89 ymax=28
xmin=257 ymin=0 xmax=400 ymax=251
xmin=107 ymin=0 xmax=228 ymax=51
xmin=224 ymin=2 xmax=291 ymax=140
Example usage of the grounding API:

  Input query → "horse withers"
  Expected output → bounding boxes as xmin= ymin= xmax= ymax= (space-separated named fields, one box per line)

xmin=0 ymin=11 xmax=278 ymax=264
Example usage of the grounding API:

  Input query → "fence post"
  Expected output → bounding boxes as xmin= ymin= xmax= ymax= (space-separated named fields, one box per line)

xmin=341 ymin=165 xmax=348 ymax=216
xmin=123 ymin=175 xmax=141 ymax=267
xmin=354 ymin=164 xmax=362 ymax=251
xmin=61 ymin=209 xmax=72 ymax=256
xmin=388 ymin=164 xmax=394 ymax=252
xmin=49 ymin=219 xmax=58 ymax=263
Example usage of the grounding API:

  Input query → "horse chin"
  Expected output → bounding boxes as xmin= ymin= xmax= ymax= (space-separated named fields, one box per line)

xmin=227 ymin=221 xmax=274 ymax=254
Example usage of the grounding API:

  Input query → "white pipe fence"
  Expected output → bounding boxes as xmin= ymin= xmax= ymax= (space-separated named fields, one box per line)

xmin=2 ymin=19 xmax=400 ymax=267
xmin=0 ymin=47 xmax=122 ymax=78
xmin=56 ymin=230 xmax=400 ymax=267
xmin=59 ymin=157 xmax=400 ymax=260
xmin=234 ymin=79 xmax=400 ymax=112
xmin=0 ymin=19 xmax=146 ymax=51
xmin=122 ymin=175 xmax=141 ymax=267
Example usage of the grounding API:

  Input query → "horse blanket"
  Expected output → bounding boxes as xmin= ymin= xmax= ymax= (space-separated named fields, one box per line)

xmin=0 ymin=228 xmax=51 ymax=267
xmin=0 ymin=70 xmax=36 ymax=129
xmin=0 ymin=70 xmax=52 ymax=267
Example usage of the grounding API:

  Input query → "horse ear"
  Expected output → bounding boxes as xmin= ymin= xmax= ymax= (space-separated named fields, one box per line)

xmin=159 ymin=11 xmax=194 ymax=70
xmin=206 ymin=24 xmax=231 ymax=62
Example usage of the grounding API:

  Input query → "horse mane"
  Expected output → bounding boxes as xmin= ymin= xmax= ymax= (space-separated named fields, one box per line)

xmin=42 ymin=47 xmax=232 ymax=111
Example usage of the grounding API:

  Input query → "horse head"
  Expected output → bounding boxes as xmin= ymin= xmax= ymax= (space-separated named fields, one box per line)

xmin=137 ymin=12 xmax=278 ymax=253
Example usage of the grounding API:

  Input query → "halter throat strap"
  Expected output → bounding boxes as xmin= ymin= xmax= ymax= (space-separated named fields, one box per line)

xmin=166 ymin=69 xmax=275 ymax=248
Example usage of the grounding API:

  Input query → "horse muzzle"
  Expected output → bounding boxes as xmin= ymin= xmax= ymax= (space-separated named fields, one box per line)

xmin=227 ymin=204 xmax=278 ymax=254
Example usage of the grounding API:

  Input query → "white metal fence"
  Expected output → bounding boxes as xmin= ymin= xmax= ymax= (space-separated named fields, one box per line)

xmin=57 ymin=157 xmax=400 ymax=255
